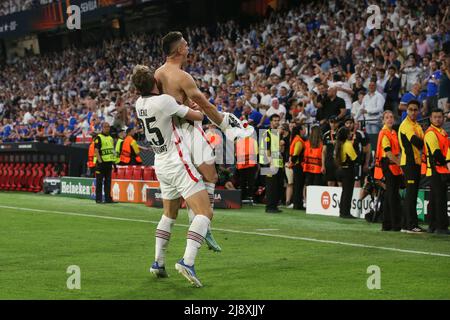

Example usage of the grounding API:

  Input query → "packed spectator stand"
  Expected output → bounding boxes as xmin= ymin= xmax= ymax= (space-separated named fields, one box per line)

xmin=0 ymin=0 xmax=449 ymax=200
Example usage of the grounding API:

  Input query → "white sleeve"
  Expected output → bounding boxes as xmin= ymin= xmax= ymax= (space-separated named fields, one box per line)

xmin=161 ymin=95 xmax=190 ymax=118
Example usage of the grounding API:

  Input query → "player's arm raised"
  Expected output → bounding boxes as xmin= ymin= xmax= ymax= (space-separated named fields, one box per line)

xmin=184 ymin=109 xmax=204 ymax=122
xmin=179 ymin=71 xmax=224 ymax=125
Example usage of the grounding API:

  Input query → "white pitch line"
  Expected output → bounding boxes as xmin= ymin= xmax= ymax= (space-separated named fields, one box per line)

xmin=1 ymin=205 xmax=450 ymax=258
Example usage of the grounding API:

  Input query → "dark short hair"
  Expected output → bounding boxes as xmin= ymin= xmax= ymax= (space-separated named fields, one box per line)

xmin=126 ymin=127 xmax=133 ymax=134
xmin=407 ymin=100 xmax=420 ymax=109
xmin=431 ymin=108 xmax=444 ymax=115
xmin=131 ymin=65 xmax=155 ymax=96
xmin=269 ymin=114 xmax=280 ymax=122
xmin=162 ymin=31 xmax=183 ymax=56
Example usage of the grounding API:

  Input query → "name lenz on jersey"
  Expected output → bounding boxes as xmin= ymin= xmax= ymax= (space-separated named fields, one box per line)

xmin=135 ymin=94 xmax=189 ymax=157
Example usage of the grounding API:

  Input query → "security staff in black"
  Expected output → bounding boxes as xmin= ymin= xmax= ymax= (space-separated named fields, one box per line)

xmin=259 ymin=114 xmax=284 ymax=213
xmin=94 ymin=122 xmax=117 ymax=204
xmin=398 ymin=100 xmax=425 ymax=233
xmin=334 ymin=126 xmax=357 ymax=219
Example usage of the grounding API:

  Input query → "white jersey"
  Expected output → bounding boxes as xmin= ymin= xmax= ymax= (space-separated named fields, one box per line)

xmin=135 ymin=94 xmax=204 ymax=200
xmin=135 ymin=94 xmax=190 ymax=165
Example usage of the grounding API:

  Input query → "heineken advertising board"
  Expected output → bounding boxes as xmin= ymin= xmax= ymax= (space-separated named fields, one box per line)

xmin=60 ymin=177 xmax=96 ymax=200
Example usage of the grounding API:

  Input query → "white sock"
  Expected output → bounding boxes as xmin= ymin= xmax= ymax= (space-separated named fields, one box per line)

xmin=204 ymin=182 xmax=215 ymax=232
xmin=155 ymin=215 xmax=175 ymax=267
xmin=183 ymin=214 xmax=210 ymax=266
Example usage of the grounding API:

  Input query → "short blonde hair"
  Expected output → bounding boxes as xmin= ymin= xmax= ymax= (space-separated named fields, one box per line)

xmin=131 ymin=65 xmax=155 ymax=96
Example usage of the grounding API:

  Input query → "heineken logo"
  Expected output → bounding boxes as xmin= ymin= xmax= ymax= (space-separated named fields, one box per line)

xmin=61 ymin=181 xmax=92 ymax=196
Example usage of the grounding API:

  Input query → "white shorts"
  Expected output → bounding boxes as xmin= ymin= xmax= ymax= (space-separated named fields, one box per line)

xmin=155 ymin=156 xmax=205 ymax=200
xmin=180 ymin=120 xmax=215 ymax=167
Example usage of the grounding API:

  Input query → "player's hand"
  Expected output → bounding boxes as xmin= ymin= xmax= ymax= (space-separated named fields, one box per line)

xmin=188 ymin=99 xmax=201 ymax=111
xmin=321 ymin=166 xmax=326 ymax=174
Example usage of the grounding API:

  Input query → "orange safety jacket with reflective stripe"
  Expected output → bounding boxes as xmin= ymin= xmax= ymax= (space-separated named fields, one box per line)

xmin=289 ymin=135 xmax=305 ymax=167
xmin=87 ymin=141 xmax=96 ymax=168
xmin=374 ymin=128 xmax=402 ymax=179
xmin=421 ymin=126 xmax=450 ymax=175
xmin=236 ymin=136 xmax=258 ymax=170
xmin=303 ymin=140 xmax=323 ymax=173
xmin=120 ymin=136 xmax=142 ymax=164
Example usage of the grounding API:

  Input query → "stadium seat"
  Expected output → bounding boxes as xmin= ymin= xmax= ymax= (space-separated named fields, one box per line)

xmin=24 ymin=164 xmax=34 ymax=192
xmin=132 ymin=166 xmax=143 ymax=181
xmin=124 ymin=166 xmax=134 ymax=180
xmin=116 ymin=166 xmax=126 ymax=179
xmin=15 ymin=163 xmax=26 ymax=190
xmin=5 ymin=163 xmax=14 ymax=190
xmin=31 ymin=163 xmax=45 ymax=192
xmin=143 ymin=166 xmax=155 ymax=181
xmin=11 ymin=163 xmax=21 ymax=190
xmin=21 ymin=163 xmax=33 ymax=191
xmin=60 ymin=163 xmax=68 ymax=177
xmin=111 ymin=168 xmax=117 ymax=179
xmin=44 ymin=163 xmax=54 ymax=178
xmin=3 ymin=163 xmax=12 ymax=190
xmin=0 ymin=163 xmax=6 ymax=189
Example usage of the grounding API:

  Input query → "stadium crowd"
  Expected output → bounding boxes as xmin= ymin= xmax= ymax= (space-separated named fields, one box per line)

xmin=0 ymin=0 xmax=47 ymax=17
xmin=1 ymin=0 xmax=449 ymax=143
xmin=0 ymin=0 xmax=449 ymax=229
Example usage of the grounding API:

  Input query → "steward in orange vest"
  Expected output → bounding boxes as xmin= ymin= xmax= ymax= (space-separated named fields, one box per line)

xmin=289 ymin=135 xmax=305 ymax=168
xmin=119 ymin=128 xmax=143 ymax=165
xmin=303 ymin=140 xmax=323 ymax=174
xmin=236 ymin=136 xmax=258 ymax=170
xmin=422 ymin=125 xmax=450 ymax=176
xmin=375 ymin=111 xmax=402 ymax=231
xmin=87 ymin=141 xmax=97 ymax=169
xmin=236 ymin=136 xmax=258 ymax=201
xmin=422 ymin=109 xmax=450 ymax=234
xmin=87 ymin=132 xmax=98 ymax=177
xmin=374 ymin=127 xmax=402 ymax=180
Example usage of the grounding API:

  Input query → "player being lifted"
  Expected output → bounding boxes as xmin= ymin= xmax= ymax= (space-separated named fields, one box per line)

xmin=155 ymin=31 xmax=252 ymax=252
xmin=132 ymin=65 xmax=212 ymax=287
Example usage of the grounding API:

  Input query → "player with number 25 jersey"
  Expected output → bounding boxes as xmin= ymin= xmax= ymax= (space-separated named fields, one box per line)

xmin=135 ymin=94 xmax=205 ymax=200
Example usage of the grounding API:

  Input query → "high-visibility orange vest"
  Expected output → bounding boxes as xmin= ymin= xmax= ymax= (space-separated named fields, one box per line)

xmin=87 ymin=141 xmax=96 ymax=168
xmin=120 ymin=136 xmax=142 ymax=164
xmin=303 ymin=140 xmax=323 ymax=173
xmin=422 ymin=126 xmax=450 ymax=175
xmin=236 ymin=136 xmax=258 ymax=170
xmin=374 ymin=128 xmax=402 ymax=179
xmin=289 ymin=135 xmax=305 ymax=167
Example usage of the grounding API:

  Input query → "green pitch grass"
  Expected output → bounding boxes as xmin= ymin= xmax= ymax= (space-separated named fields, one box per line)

xmin=0 ymin=192 xmax=449 ymax=300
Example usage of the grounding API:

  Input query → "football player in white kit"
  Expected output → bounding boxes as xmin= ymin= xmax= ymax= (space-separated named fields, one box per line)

xmin=155 ymin=31 xmax=253 ymax=252
xmin=132 ymin=65 xmax=213 ymax=287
